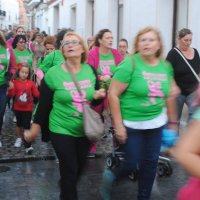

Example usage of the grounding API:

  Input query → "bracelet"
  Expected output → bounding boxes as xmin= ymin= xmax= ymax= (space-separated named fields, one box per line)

xmin=168 ymin=121 xmax=179 ymax=125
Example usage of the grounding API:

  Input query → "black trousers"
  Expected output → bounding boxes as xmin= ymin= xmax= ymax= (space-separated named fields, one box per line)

xmin=50 ymin=133 xmax=90 ymax=200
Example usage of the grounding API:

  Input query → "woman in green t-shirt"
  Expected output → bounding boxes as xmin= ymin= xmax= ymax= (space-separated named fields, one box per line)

xmin=0 ymin=31 xmax=16 ymax=147
xmin=24 ymin=32 xmax=105 ymax=199
xmin=12 ymin=35 xmax=33 ymax=69
xmin=99 ymin=27 xmax=179 ymax=200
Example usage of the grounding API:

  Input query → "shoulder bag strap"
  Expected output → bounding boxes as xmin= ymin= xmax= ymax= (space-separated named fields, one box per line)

xmin=5 ymin=47 xmax=11 ymax=72
xmin=174 ymin=47 xmax=200 ymax=83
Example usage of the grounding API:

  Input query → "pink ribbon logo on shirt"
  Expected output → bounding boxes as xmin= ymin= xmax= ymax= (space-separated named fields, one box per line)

xmin=0 ymin=64 xmax=4 ymax=69
xmin=148 ymin=81 xmax=164 ymax=103
xmin=101 ymin=65 xmax=113 ymax=76
xmin=71 ymin=90 xmax=86 ymax=112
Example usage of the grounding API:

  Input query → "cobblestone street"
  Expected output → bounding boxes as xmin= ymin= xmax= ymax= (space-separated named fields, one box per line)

xmin=0 ymin=107 xmax=189 ymax=200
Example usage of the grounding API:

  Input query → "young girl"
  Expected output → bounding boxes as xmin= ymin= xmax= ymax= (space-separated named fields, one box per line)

xmin=8 ymin=63 xmax=39 ymax=153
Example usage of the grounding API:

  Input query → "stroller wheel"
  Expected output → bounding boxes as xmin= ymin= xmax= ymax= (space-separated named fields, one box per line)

xmin=157 ymin=162 xmax=165 ymax=177
xmin=106 ymin=154 xmax=120 ymax=168
xmin=106 ymin=156 xmax=114 ymax=168
xmin=128 ymin=170 xmax=138 ymax=181
xmin=165 ymin=161 xmax=173 ymax=176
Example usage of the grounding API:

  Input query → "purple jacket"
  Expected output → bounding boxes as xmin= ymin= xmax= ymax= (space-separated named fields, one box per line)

xmin=87 ymin=47 xmax=123 ymax=71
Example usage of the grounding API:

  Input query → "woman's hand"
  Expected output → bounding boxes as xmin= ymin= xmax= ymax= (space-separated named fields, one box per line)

xmin=93 ymin=88 xmax=106 ymax=99
xmin=8 ymin=81 xmax=14 ymax=90
xmin=24 ymin=123 xmax=41 ymax=142
xmin=167 ymin=123 xmax=179 ymax=132
xmin=115 ymin=124 xmax=127 ymax=144
xmin=24 ymin=130 xmax=33 ymax=142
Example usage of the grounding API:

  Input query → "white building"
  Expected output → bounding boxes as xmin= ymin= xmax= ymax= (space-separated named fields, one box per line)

xmin=26 ymin=0 xmax=200 ymax=55
xmin=0 ymin=0 xmax=19 ymax=30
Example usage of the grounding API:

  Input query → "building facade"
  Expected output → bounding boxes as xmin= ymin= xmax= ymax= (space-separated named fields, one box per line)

xmin=25 ymin=0 xmax=200 ymax=55
xmin=0 ymin=0 xmax=19 ymax=30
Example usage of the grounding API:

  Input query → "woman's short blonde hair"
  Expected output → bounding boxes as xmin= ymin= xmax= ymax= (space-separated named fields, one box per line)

xmin=62 ymin=32 xmax=88 ymax=63
xmin=131 ymin=26 xmax=163 ymax=58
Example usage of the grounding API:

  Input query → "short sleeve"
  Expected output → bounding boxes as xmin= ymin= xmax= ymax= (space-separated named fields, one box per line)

xmin=113 ymin=56 xmax=134 ymax=84
xmin=44 ymin=66 xmax=56 ymax=91
xmin=165 ymin=61 xmax=174 ymax=79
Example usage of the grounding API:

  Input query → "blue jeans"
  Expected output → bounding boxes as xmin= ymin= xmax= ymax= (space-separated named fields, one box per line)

xmin=0 ymin=85 xmax=7 ymax=134
xmin=176 ymin=92 xmax=197 ymax=122
xmin=112 ymin=126 xmax=162 ymax=200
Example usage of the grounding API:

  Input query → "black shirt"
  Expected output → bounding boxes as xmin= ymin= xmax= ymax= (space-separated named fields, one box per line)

xmin=166 ymin=48 xmax=200 ymax=95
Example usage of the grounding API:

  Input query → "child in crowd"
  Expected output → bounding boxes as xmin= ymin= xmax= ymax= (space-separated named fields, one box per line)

xmin=8 ymin=63 xmax=39 ymax=153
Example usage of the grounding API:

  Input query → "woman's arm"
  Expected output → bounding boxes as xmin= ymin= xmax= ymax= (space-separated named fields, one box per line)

xmin=24 ymin=123 xmax=41 ymax=142
xmin=171 ymin=120 xmax=200 ymax=178
xmin=108 ymin=79 xmax=128 ymax=144
xmin=24 ymin=79 xmax=53 ymax=142
xmin=166 ymin=78 xmax=180 ymax=131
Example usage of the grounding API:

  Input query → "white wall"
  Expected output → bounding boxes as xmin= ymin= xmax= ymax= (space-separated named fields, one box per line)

xmin=122 ymin=0 xmax=174 ymax=55
xmin=34 ymin=0 xmax=200 ymax=55
xmin=187 ymin=0 xmax=200 ymax=53
xmin=93 ymin=0 xmax=118 ymax=47
xmin=156 ymin=0 xmax=174 ymax=56
xmin=0 ymin=0 xmax=19 ymax=29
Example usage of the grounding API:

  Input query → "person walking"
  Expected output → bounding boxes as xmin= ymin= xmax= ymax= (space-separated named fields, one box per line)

xmin=35 ymin=28 xmax=73 ymax=84
xmin=24 ymin=31 xmax=105 ymax=200
xmin=118 ymin=38 xmax=129 ymax=58
xmin=99 ymin=26 xmax=178 ymax=200
xmin=32 ymin=32 xmax=45 ymax=70
xmin=7 ymin=26 xmax=34 ymax=52
xmin=8 ymin=63 xmax=39 ymax=152
xmin=0 ymin=31 xmax=16 ymax=147
xmin=87 ymin=28 xmax=123 ymax=157
xmin=12 ymin=35 xmax=34 ymax=69
xmin=166 ymin=28 xmax=200 ymax=126
xmin=35 ymin=35 xmax=56 ymax=86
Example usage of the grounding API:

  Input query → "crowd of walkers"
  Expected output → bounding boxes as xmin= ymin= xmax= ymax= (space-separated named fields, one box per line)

xmin=0 ymin=25 xmax=200 ymax=200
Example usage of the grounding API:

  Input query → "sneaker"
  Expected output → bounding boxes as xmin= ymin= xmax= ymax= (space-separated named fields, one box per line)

xmin=13 ymin=116 xmax=17 ymax=123
xmin=14 ymin=138 xmax=22 ymax=147
xmin=0 ymin=140 xmax=2 ymax=147
xmin=25 ymin=146 xmax=33 ymax=154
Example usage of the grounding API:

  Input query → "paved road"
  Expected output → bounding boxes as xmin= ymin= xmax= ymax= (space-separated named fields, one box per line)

xmin=0 ymin=158 xmax=188 ymax=200
xmin=0 ymin=107 xmax=189 ymax=200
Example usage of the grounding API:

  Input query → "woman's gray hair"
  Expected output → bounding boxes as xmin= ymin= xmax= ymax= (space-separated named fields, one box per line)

xmin=178 ymin=28 xmax=192 ymax=39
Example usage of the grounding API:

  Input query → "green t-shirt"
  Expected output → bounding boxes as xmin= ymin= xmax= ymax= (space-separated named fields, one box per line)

xmin=45 ymin=63 xmax=96 ymax=137
xmin=14 ymin=49 xmax=33 ymax=68
xmin=36 ymin=57 xmax=43 ymax=67
xmin=38 ymin=50 xmax=64 ymax=73
xmin=97 ymin=52 xmax=116 ymax=87
xmin=113 ymin=54 xmax=173 ymax=121
xmin=0 ymin=46 xmax=9 ymax=85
